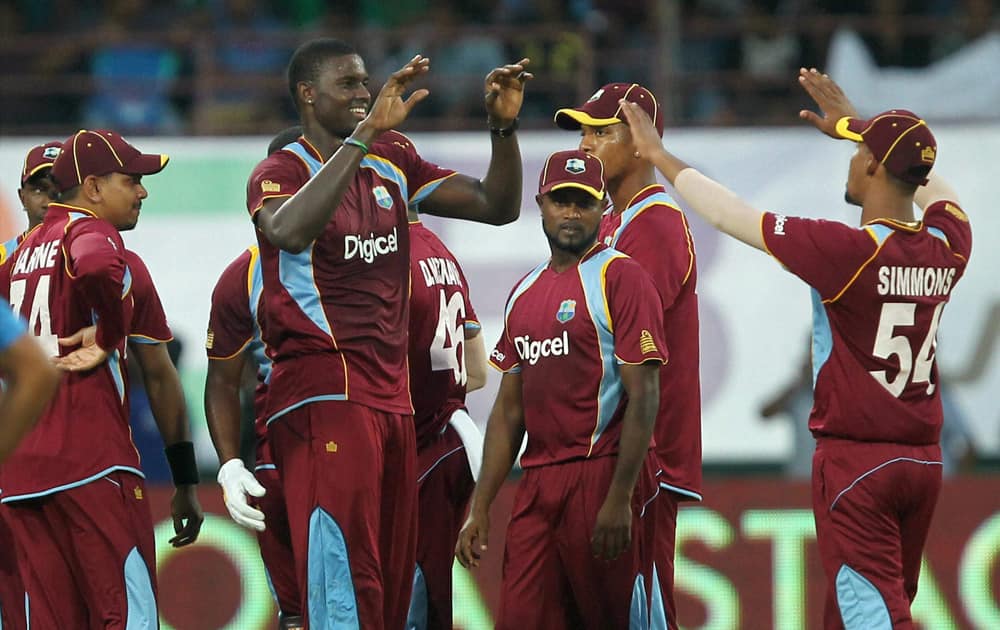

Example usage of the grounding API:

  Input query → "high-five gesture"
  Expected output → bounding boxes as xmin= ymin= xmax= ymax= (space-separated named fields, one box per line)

xmin=797 ymin=67 xmax=861 ymax=139
xmin=362 ymin=55 xmax=431 ymax=133
xmin=484 ymin=58 xmax=533 ymax=126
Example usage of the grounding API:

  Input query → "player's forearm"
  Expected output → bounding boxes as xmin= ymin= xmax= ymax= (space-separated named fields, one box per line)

xmin=476 ymin=130 xmax=523 ymax=225
xmin=914 ymin=173 xmax=960 ymax=211
xmin=0 ymin=340 xmax=59 ymax=463
xmin=261 ymin=138 xmax=370 ymax=253
xmin=469 ymin=396 xmax=523 ymax=514
xmin=144 ymin=365 xmax=191 ymax=446
xmin=608 ymin=368 xmax=658 ymax=501
xmin=673 ymin=168 xmax=766 ymax=250
xmin=464 ymin=331 xmax=488 ymax=393
xmin=204 ymin=383 xmax=244 ymax=464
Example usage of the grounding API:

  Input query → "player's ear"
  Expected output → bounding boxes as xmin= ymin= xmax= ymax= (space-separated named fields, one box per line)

xmin=298 ymin=81 xmax=314 ymax=109
xmin=82 ymin=175 xmax=102 ymax=203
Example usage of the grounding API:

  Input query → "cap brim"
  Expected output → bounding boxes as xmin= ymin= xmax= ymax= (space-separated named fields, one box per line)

xmin=21 ymin=163 xmax=54 ymax=185
xmin=554 ymin=108 xmax=622 ymax=131
xmin=123 ymin=153 xmax=170 ymax=176
xmin=539 ymin=181 xmax=604 ymax=201
xmin=834 ymin=117 xmax=865 ymax=142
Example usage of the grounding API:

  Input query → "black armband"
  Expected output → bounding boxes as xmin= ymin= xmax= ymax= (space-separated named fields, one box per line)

xmin=489 ymin=117 xmax=519 ymax=137
xmin=165 ymin=441 xmax=200 ymax=486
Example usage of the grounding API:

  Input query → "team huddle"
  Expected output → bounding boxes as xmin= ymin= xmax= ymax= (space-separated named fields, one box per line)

xmin=0 ymin=35 xmax=971 ymax=630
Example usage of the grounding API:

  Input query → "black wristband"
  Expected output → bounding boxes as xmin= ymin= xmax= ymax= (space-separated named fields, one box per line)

xmin=489 ymin=117 xmax=519 ymax=137
xmin=165 ymin=441 xmax=200 ymax=486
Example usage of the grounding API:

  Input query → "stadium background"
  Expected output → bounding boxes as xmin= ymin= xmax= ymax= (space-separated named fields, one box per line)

xmin=1 ymin=2 xmax=997 ymax=628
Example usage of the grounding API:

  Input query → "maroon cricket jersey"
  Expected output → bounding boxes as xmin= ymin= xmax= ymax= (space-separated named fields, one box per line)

xmin=125 ymin=249 xmax=172 ymax=345
xmin=0 ymin=203 xmax=138 ymax=503
xmin=205 ymin=246 xmax=273 ymax=465
xmin=407 ymin=221 xmax=479 ymax=449
xmin=247 ymin=134 xmax=456 ymax=422
xmin=600 ymin=184 xmax=703 ymax=500
xmin=491 ymin=244 xmax=667 ymax=468
xmin=761 ymin=200 xmax=972 ymax=445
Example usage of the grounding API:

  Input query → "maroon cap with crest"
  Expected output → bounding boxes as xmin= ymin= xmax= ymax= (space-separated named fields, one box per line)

xmin=834 ymin=110 xmax=936 ymax=186
xmin=20 ymin=141 xmax=63 ymax=186
xmin=50 ymin=129 xmax=169 ymax=192
xmin=555 ymin=83 xmax=664 ymax=137
xmin=538 ymin=150 xmax=606 ymax=201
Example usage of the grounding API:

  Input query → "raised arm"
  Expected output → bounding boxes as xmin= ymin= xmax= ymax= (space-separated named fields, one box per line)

xmin=417 ymin=59 xmax=532 ymax=225
xmin=618 ymin=100 xmax=766 ymax=250
xmin=256 ymin=56 xmax=432 ymax=253
xmin=456 ymin=371 xmax=525 ymax=568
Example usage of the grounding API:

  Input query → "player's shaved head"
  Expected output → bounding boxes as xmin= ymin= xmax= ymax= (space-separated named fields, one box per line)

xmin=287 ymin=38 xmax=358 ymax=111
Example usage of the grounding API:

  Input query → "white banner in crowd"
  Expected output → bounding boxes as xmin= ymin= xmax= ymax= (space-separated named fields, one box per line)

xmin=1 ymin=127 xmax=996 ymax=462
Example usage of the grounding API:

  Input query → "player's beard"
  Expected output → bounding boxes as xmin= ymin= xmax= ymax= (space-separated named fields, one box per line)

xmin=844 ymin=188 xmax=861 ymax=207
xmin=543 ymin=223 xmax=599 ymax=256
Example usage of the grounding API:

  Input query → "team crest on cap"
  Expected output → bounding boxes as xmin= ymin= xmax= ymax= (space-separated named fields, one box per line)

xmin=921 ymin=145 xmax=936 ymax=162
xmin=373 ymin=185 xmax=393 ymax=209
xmin=261 ymin=180 xmax=280 ymax=193
xmin=586 ymin=88 xmax=605 ymax=103
xmin=42 ymin=147 xmax=61 ymax=159
xmin=565 ymin=158 xmax=586 ymax=175
xmin=556 ymin=299 xmax=576 ymax=323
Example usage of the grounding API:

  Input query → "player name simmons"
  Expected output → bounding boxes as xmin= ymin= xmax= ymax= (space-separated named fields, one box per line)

xmin=876 ymin=266 xmax=957 ymax=298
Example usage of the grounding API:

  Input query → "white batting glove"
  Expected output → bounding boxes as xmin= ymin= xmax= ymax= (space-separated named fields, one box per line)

xmin=217 ymin=459 xmax=267 ymax=532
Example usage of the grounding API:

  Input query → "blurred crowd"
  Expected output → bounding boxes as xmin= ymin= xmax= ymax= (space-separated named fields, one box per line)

xmin=1 ymin=0 xmax=995 ymax=133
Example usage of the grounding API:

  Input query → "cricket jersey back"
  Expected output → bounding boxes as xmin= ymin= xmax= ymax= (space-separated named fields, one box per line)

xmin=408 ymin=221 xmax=478 ymax=449
xmin=1 ymin=203 xmax=139 ymax=502
xmin=762 ymin=200 xmax=972 ymax=445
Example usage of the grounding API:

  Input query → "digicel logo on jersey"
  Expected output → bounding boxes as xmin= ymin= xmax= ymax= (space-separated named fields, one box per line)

xmin=344 ymin=226 xmax=398 ymax=263
xmin=514 ymin=331 xmax=570 ymax=365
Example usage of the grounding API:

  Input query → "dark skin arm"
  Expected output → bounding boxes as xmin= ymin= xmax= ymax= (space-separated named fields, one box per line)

xmin=0 ymin=334 xmax=59 ymax=463
xmin=456 ymin=371 xmax=525 ymax=569
xmin=129 ymin=341 xmax=204 ymax=547
xmin=591 ymin=361 xmax=660 ymax=561
xmin=204 ymin=355 xmax=246 ymax=465
xmin=255 ymin=56 xmax=432 ymax=253
xmin=417 ymin=59 xmax=532 ymax=225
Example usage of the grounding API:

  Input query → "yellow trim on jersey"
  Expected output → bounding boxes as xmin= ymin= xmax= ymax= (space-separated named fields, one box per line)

xmin=677 ymin=209 xmax=696 ymax=286
xmin=410 ymin=172 xmax=458 ymax=203
xmin=207 ymin=337 xmax=252 ymax=361
xmin=128 ymin=333 xmax=174 ymax=343
xmin=598 ymin=253 xmax=622 ymax=334
xmin=299 ymin=137 xmax=326 ymax=162
xmin=824 ymin=236 xmax=890 ymax=304
xmin=614 ymin=354 xmax=668 ymax=366
xmin=623 ymin=185 xmax=662 ymax=210
xmin=251 ymin=193 xmax=293 ymax=217
xmin=246 ymin=245 xmax=259 ymax=298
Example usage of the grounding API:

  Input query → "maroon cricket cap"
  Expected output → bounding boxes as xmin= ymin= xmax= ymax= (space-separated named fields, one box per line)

xmin=555 ymin=83 xmax=664 ymax=137
xmin=538 ymin=150 xmax=606 ymax=201
xmin=50 ymin=129 xmax=170 ymax=192
xmin=834 ymin=110 xmax=936 ymax=186
xmin=20 ymin=141 xmax=63 ymax=186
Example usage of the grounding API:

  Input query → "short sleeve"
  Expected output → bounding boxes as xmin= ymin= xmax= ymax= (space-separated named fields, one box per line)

xmin=922 ymin=200 xmax=972 ymax=262
xmin=206 ymin=252 xmax=255 ymax=360
xmin=605 ymin=258 xmax=668 ymax=365
xmin=125 ymin=250 xmax=172 ymax=344
xmin=247 ymin=152 xmax=309 ymax=219
xmin=761 ymin=213 xmax=879 ymax=300
xmin=613 ymin=205 xmax=694 ymax=309
xmin=376 ymin=131 xmax=457 ymax=206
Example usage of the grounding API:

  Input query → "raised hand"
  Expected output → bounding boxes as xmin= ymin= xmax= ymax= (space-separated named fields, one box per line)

xmin=484 ymin=58 xmax=533 ymax=125
xmin=797 ymin=67 xmax=861 ymax=139
xmin=618 ymin=100 xmax=665 ymax=161
xmin=54 ymin=325 xmax=108 ymax=372
xmin=362 ymin=55 xmax=431 ymax=133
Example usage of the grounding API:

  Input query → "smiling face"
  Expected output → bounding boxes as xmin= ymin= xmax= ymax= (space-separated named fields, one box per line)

xmin=538 ymin=188 xmax=604 ymax=256
xmin=577 ymin=122 xmax=634 ymax=184
xmin=303 ymin=54 xmax=371 ymax=138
